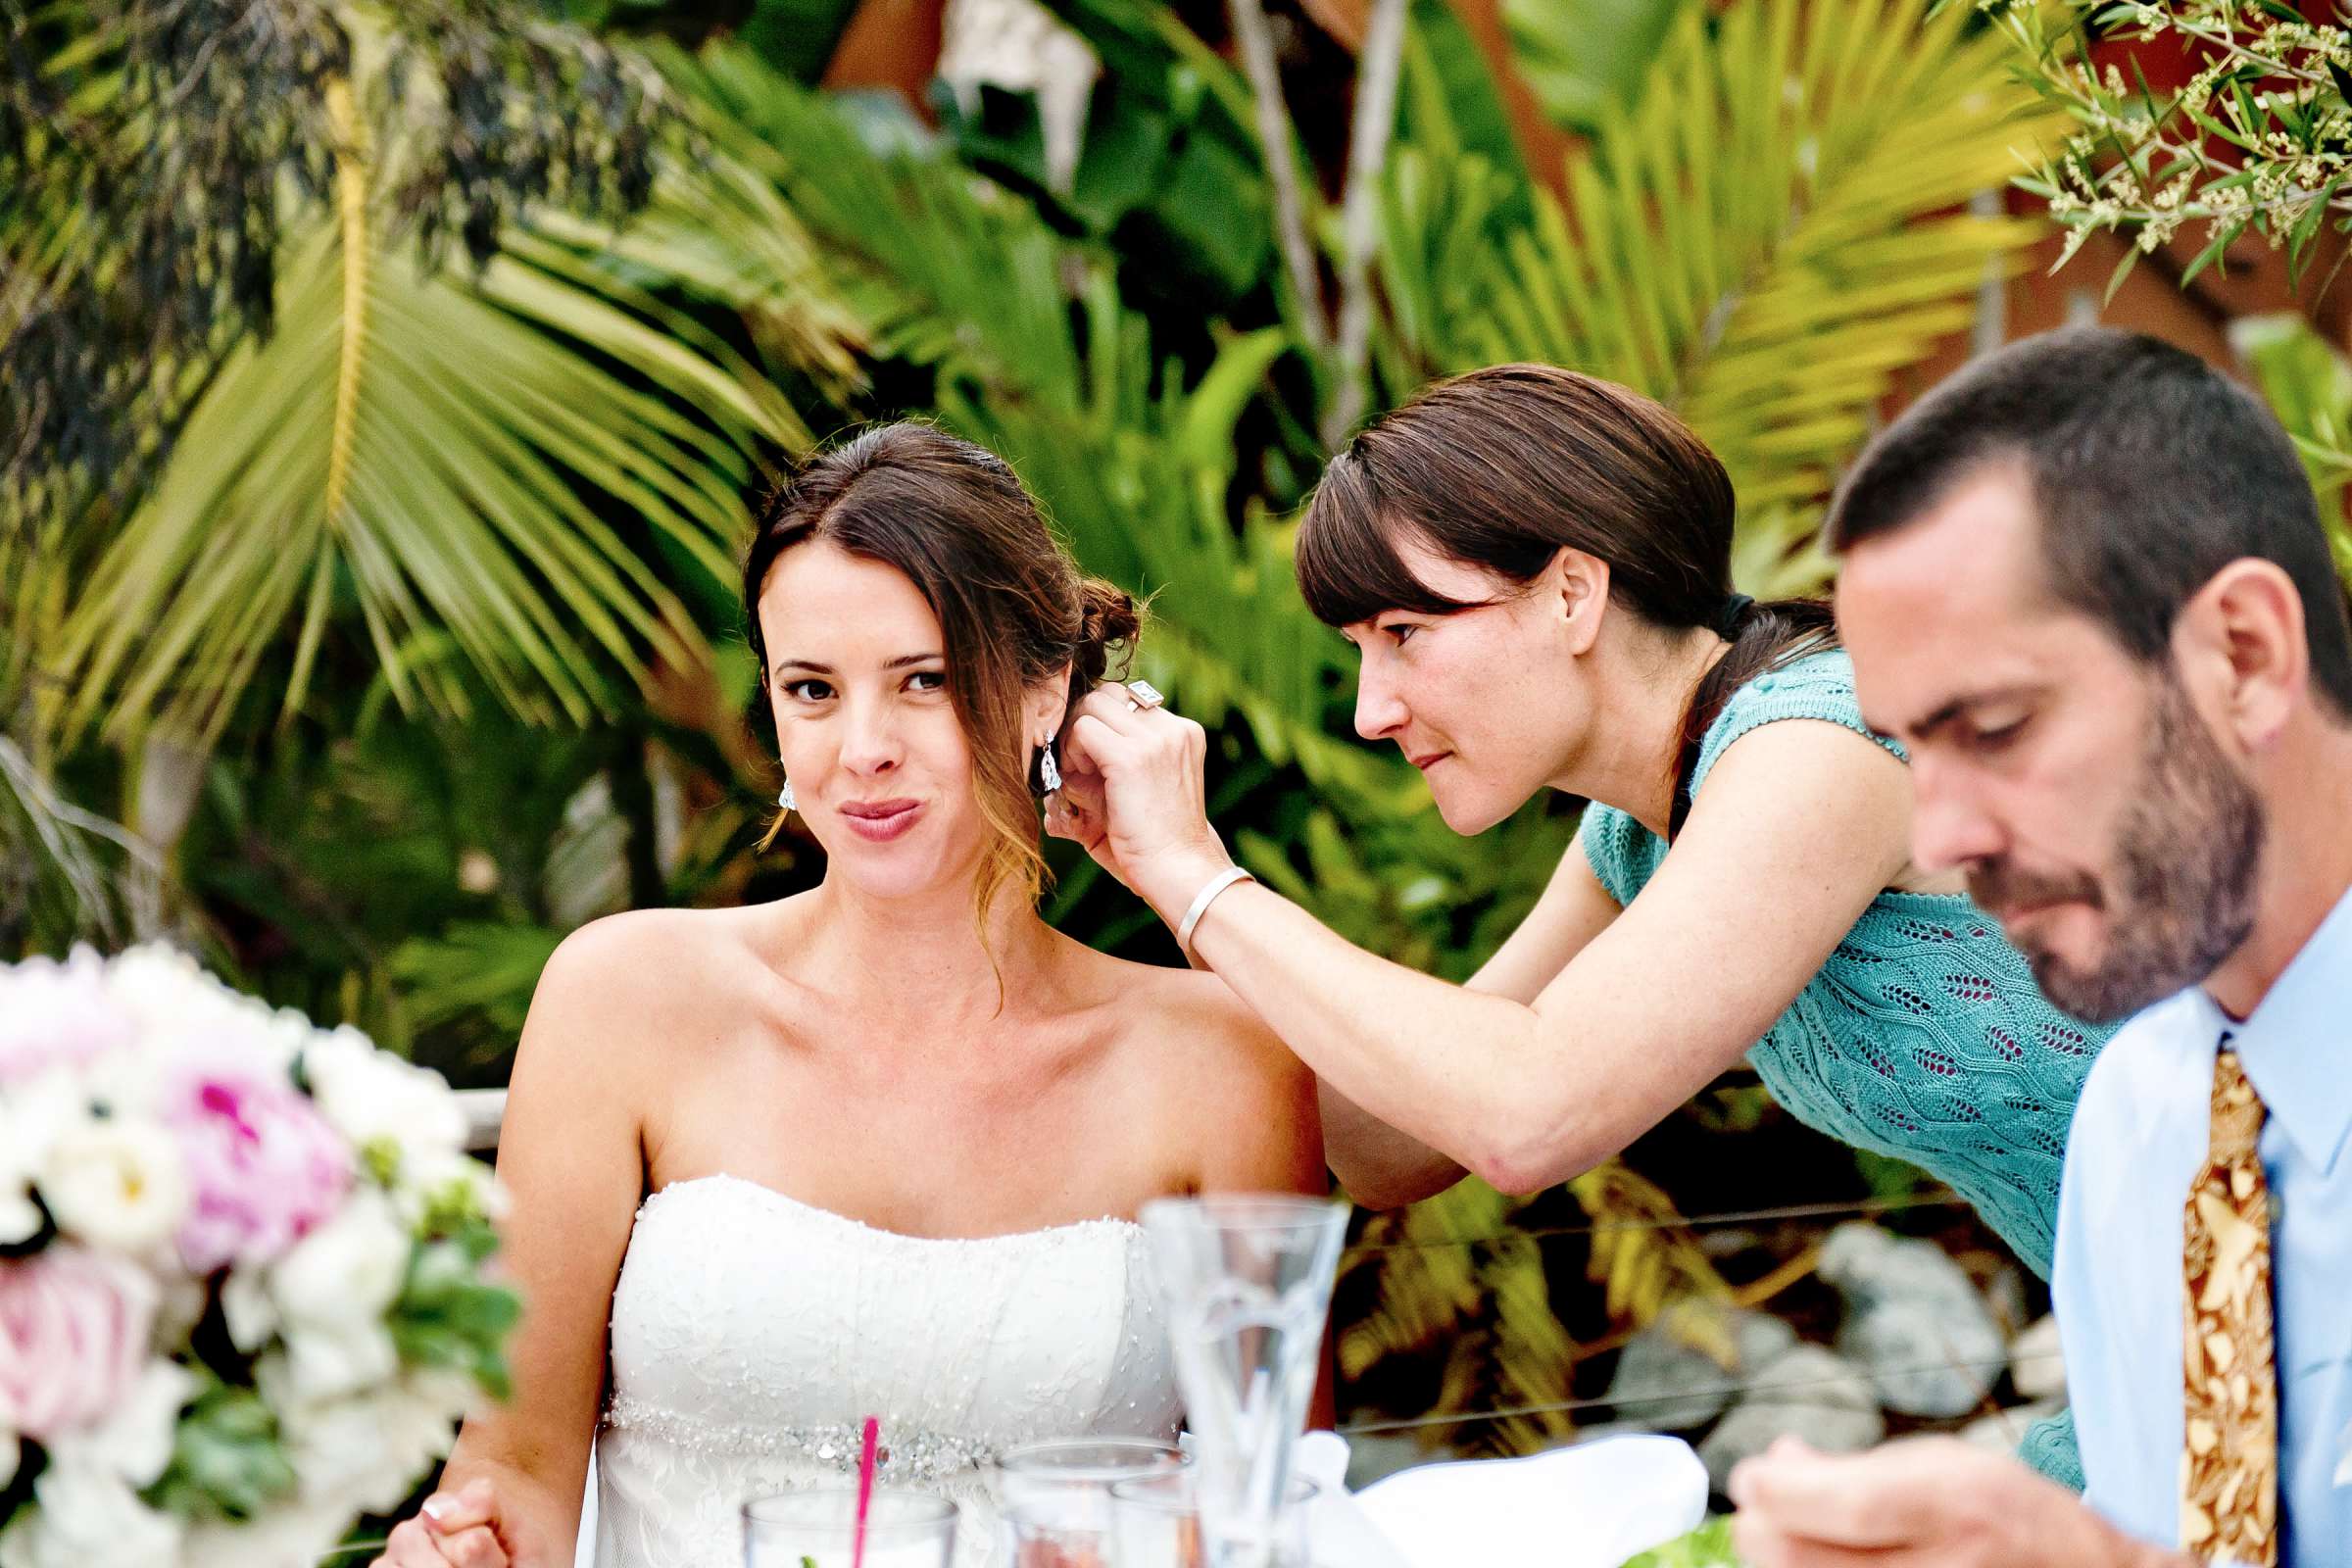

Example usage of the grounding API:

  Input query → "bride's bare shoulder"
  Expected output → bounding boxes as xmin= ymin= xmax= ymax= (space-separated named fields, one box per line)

xmin=519 ymin=904 xmax=790 ymax=1066
xmin=1073 ymin=953 xmax=1298 ymax=1084
xmin=1071 ymin=955 xmax=1324 ymax=1191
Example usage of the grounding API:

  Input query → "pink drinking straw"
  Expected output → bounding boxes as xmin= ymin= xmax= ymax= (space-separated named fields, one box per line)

xmin=851 ymin=1415 xmax=880 ymax=1568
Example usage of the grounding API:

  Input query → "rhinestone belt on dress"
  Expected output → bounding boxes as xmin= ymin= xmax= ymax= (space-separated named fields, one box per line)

xmin=602 ymin=1396 xmax=1000 ymax=1484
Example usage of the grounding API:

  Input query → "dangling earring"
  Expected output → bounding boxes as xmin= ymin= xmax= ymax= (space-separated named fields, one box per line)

xmin=1036 ymin=744 xmax=1062 ymax=797
xmin=777 ymin=779 xmax=796 ymax=812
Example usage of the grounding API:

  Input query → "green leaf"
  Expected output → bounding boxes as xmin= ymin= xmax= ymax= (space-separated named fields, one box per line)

xmin=1178 ymin=328 xmax=1292 ymax=476
xmin=2105 ymin=239 xmax=2143 ymax=306
xmin=2233 ymin=313 xmax=2352 ymax=534
xmin=58 ymin=138 xmax=828 ymax=748
xmin=739 ymin=0 xmax=863 ymax=82
xmin=1392 ymin=0 xmax=2062 ymax=591
xmin=1617 ymin=1515 xmax=1747 ymax=1567
xmin=1403 ymin=0 xmax=1533 ymax=201
xmin=2290 ymin=180 xmax=2343 ymax=284
xmin=143 ymin=1375 xmax=296 ymax=1524
xmin=675 ymin=53 xmax=1389 ymax=800
xmin=1507 ymin=0 xmax=1690 ymax=132
xmin=2180 ymin=215 xmax=2251 ymax=288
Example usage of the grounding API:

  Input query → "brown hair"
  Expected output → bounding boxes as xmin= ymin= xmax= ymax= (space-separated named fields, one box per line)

xmin=743 ymin=421 xmax=1141 ymax=924
xmin=1297 ymin=364 xmax=1834 ymax=837
xmin=1830 ymin=325 xmax=2352 ymax=717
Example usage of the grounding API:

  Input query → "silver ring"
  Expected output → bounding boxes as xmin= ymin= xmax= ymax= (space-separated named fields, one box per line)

xmin=1125 ymin=679 xmax=1164 ymax=712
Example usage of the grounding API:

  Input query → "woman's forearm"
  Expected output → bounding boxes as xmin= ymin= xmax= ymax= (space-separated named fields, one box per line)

xmin=1172 ymin=877 xmax=1639 ymax=1193
xmin=1317 ymin=1080 xmax=1469 ymax=1208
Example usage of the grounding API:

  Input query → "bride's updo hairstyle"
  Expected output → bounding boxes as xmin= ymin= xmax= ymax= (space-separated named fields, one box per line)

xmin=743 ymin=421 xmax=1141 ymax=921
xmin=1298 ymin=364 xmax=1835 ymax=839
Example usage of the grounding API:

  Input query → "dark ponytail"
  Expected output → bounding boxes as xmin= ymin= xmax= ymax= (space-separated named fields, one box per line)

xmin=1298 ymin=364 xmax=1836 ymax=838
xmin=1671 ymin=596 xmax=1836 ymax=836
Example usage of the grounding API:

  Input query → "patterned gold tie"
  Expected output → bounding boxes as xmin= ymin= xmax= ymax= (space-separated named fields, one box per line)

xmin=2180 ymin=1041 xmax=2280 ymax=1564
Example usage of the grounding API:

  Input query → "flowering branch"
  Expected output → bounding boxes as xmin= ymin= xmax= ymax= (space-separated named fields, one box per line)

xmin=1993 ymin=0 xmax=2352 ymax=286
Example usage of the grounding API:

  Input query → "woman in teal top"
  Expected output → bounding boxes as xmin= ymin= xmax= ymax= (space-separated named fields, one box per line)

xmin=1044 ymin=364 xmax=2107 ymax=1482
xmin=1579 ymin=649 xmax=2101 ymax=1276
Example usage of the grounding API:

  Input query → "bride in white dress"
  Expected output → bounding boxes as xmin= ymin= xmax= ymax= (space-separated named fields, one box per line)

xmin=371 ymin=423 xmax=1327 ymax=1568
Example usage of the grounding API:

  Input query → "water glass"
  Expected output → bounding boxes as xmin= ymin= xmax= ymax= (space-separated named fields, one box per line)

xmin=1140 ymin=1195 xmax=1348 ymax=1568
xmin=995 ymin=1437 xmax=1188 ymax=1567
xmin=1109 ymin=1470 xmax=1317 ymax=1568
xmin=742 ymin=1487 xmax=958 ymax=1568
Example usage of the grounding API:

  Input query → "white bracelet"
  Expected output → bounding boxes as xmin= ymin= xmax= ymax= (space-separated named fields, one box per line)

xmin=1175 ymin=866 xmax=1256 ymax=958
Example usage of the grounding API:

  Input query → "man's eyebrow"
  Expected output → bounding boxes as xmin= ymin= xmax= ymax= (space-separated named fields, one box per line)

xmin=1901 ymin=685 xmax=2041 ymax=740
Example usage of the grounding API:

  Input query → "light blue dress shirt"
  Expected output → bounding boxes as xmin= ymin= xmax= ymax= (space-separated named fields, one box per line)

xmin=2054 ymin=884 xmax=2352 ymax=1565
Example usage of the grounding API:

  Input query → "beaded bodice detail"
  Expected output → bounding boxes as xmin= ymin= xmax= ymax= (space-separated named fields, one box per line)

xmin=591 ymin=1174 xmax=1181 ymax=1568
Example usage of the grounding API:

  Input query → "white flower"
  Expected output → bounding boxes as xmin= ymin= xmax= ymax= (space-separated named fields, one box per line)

xmin=0 ymin=1190 xmax=38 ymax=1250
xmin=270 ymin=1188 xmax=409 ymax=1333
xmin=45 ymin=1360 xmax=194 ymax=1490
xmin=0 ymin=1072 xmax=89 ymax=1243
xmin=277 ymin=1321 xmax=399 ymax=1405
xmin=38 ymin=1114 xmax=189 ymax=1254
xmin=301 ymin=1031 xmax=466 ymax=1174
xmin=181 ymin=1499 xmax=357 ymax=1568
xmin=0 ymin=1429 xmax=15 ymax=1492
xmin=276 ymin=1375 xmax=466 ymax=1514
xmin=0 ymin=1460 xmax=183 ymax=1568
xmin=220 ymin=1263 xmax=278 ymax=1353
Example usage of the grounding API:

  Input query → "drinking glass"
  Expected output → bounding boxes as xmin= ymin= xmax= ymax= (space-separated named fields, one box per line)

xmin=742 ymin=1487 xmax=958 ymax=1568
xmin=994 ymin=1438 xmax=1188 ymax=1568
xmin=1110 ymin=1470 xmax=1317 ymax=1568
xmin=1139 ymin=1195 xmax=1348 ymax=1568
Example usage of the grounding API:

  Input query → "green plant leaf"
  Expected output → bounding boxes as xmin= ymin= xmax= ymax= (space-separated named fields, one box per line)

xmin=1506 ymin=0 xmax=1690 ymax=132
xmin=56 ymin=138 xmax=832 ymax=748
xmin=1383 ymin=0 xmax=2060 ymax=594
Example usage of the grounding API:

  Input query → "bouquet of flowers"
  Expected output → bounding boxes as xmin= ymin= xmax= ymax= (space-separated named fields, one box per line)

xmin=0 ymin=944 xmax=518 ymax=1568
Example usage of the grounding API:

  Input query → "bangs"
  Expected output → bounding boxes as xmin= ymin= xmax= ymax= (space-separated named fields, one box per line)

xmin=1295 ymin=453 xmax=1488 ymax=627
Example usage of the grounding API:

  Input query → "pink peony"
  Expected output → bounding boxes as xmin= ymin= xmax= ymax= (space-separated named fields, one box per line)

xmin=0 ymin=951 xmax=134 ymax=1086
xmin=0 ymin=1246 xmax=158 ymax=1441
xmin=159 ymin=1055 xmax=354 ymax=1276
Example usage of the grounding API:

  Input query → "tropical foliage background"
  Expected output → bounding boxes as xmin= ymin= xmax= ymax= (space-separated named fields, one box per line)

xmin=8 ymin=0 xmax=2352 ymax=1481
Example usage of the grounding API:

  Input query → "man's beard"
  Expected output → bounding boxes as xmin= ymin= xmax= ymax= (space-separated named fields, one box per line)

xmin=1968 ymin=675 xmax=2265 ymax=1023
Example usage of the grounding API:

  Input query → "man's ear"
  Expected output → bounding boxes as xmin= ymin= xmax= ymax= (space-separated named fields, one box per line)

xmin=2178 ymin=559 xmax=2307 ymax=754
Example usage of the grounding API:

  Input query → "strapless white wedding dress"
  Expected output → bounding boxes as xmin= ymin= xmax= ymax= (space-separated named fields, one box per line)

xmin=587 ymin=1174 xmax=1182 ymax=1568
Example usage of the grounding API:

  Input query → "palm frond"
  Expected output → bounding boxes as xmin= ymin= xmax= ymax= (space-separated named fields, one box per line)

xmin=1503 ymin=0 xmax=1684 ymax=133
xmin=1337 ymin=1180 xmax=1512 ymax=1382
xmin=1379 ymin=0 xmax=2061 ymax=593
xmin=1334 ymin=1178 xmax=1589 ymax=1456
xmin=54 ymin=152 xmax=820 ymax=748
xmin=1482 ymin=1230 xmax=1582 ymax=1453
xmin=1571 ymin=1158 xmax=1734 ymax=1331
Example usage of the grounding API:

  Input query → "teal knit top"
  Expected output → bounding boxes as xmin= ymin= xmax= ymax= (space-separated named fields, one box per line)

xmin=1580 ymin=650 xmax=2107 ymax=1485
